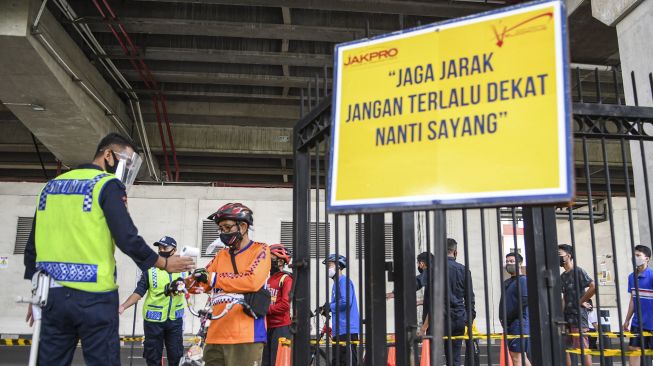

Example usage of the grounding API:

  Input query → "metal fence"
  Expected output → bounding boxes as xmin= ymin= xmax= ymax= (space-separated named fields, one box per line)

xmin=291 ymin=68 xmax=653 ymax=366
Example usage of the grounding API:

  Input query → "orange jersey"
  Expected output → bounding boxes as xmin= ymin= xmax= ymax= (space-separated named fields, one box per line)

xmin=202 ymin=241 xmax=270 ymax=344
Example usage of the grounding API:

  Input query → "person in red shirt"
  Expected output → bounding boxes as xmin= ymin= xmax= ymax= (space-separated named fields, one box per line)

xmin=262 ymin=244 xmax=293 ymax=366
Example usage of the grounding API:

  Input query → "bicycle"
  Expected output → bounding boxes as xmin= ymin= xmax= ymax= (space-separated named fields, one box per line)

xmin=171 ymin=279 xmax=254 ymax=366
xmin=310 ymin=306 xmax=330 ymax=366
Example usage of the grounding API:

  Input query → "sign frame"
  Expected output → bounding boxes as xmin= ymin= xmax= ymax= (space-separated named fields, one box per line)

xmin=327 ymin=0 xmax=573 ymax=213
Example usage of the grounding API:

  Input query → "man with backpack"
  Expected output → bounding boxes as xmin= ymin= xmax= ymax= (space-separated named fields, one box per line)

xmin=262 ymin=244 xmax=293 ymax=366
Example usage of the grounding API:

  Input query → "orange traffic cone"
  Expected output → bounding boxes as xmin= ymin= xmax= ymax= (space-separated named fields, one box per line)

xmin=275 ymin=337 xmax=292 ymax=366
xmin=387 ymin=345 xmax=396 ymax=366
xmin=500 ymin=338 xmax=513 ymax=366
xmin=420 ymin=339 xmax=430 ymax=366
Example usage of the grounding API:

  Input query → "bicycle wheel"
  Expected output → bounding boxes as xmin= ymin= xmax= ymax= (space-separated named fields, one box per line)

xmin=310 ymin=348 xmax=328 ymax=366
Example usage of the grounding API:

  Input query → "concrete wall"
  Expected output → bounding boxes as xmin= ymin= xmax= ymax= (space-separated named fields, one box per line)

xmin=0 ymin=181 xmax=642 ymax=337
xmin=0 ymin=182 xmax=294 ymax=336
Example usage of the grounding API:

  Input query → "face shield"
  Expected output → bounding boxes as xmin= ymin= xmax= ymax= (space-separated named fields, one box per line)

xmin=113 ymin=150 xmax=143 ymax=187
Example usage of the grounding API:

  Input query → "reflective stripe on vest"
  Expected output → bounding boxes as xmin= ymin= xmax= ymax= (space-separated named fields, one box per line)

xmin=35 ymin=169 xmax=118 ymax=292
xmin=143 ymin=268 xmax=185 ymax=322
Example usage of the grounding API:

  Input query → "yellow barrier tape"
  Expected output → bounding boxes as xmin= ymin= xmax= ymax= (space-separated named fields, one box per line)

xmin=121 ymin=336 xmax=201 ymax=343
xmin=1 ymin=336 xmax=201 ymax=346
xmin=1 ymin=339 xmax=31 ymax=346
xmin=306 ymin=333 xmax=530 ymax=345
xmin=567 ymin=348 xmax=653 ymax=357
xmin=567 ymin=331 xmax=653 ymax=338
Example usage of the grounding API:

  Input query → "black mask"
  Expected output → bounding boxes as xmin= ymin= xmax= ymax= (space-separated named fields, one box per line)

xmin=220 ymin=230 xmax=243 ymax=247
xmin=270 ymin=266 xmax=280 ymax=275
xmin=417 ymin=267 xmax=424 ymax=274
xmin=159 ymin=250 xmax=174 ymax=258
xmin=104 ymin=150 xmax=118 ymax=174
xmin=559 ymin=256 xmax=566 ymax=267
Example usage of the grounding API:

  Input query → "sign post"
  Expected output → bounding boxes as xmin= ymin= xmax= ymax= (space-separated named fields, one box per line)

xmin=328 ymin=0 xmax=573 ymax=212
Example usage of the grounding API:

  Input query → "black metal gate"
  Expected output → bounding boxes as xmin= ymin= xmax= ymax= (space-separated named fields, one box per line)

xmin=291 ymin=68 xmax=653 ymax=366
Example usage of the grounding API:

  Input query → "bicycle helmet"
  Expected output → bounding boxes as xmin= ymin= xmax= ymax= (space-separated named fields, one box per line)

xmin=207 ymin=202 xmax=254 ymax=226
xmin=269 ymin=244 xmax=291 ymax=263
xmin=322 ymin=254 xmax=347 ymax=269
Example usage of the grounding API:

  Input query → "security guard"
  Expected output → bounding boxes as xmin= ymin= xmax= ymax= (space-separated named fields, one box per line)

xmin=23 ymin=133 xmax=195 ymax=366
xmin=119 ymin=236 xmax=186 ymax=366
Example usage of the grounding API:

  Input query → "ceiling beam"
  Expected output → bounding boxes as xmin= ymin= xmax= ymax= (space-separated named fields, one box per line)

xmin=132 ymin=0 xmax=499 ymax=18
xmin=79 ymin=17 xmax=386 ymax=42
xmin=144 ymin=123 xmax=293 ymax=155
xmin=98 ymin=47 xmax=331 ymax=68
xmin=139 ymin=100 xmax=300 ymax=119
xmin=178 ymin=165 xmax=294 ymax=175
xmin=120 ymin=69 xmax=331 ymax=88
xmin=117 ymin=88 xmax=301 ymax=101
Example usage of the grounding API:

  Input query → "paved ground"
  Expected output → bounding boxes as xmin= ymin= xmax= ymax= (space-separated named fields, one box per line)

xmin=0 ymin=346 xmax=151 ymax=366
xmin=0 ymin=345 xmax=627 ymax=365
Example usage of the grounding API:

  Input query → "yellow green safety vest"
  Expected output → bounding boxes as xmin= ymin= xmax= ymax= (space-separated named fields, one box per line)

xmin=143 ymin=268 xmax=185 ymax=322
xmin=35 ymin=168 xmax=118 ymax=292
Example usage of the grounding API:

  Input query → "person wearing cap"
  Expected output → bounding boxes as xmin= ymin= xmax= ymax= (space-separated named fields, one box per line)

xmin=323 ymin=254 xmax=360 ymax=366
xmin=23 ymin=133 xmax=195 ymax=366
xmin=186 ymin=203 xmax=271 ymax=366
xmin=119 ymin=236 xmax=186 ymax=366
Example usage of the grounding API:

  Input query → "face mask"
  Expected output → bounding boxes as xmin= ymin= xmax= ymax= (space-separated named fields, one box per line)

xmin=417 ymin=267 xmax=424 ymax=274
xmin=220 ymin=230 xmax=243 ymax=247
xmin=328 ymin=267 xmax=336 ymax=278
xmin=159 ymin=250 xmax=174 ymax=258
xmin=559 ymin=256 xmax=566 ymax=267
xmin=505 ymin=264 xmax=517 ymax=274
xmin=636 ymin=257 xmax=647 ymax=267
xmin=104 ymin=150 xmax=118 ymax=174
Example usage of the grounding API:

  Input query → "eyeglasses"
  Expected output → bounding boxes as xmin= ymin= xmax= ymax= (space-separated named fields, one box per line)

xmin=217 ymin=223 xmax=239 ymax=234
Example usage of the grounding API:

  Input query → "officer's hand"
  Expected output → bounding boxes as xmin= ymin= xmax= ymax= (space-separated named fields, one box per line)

xmin=623 ymin=321 xmax=630 ymax=332
xmin=118 ymin=305 xmax=126 ymax=315
xmin=192 ymin=268 xmax=209 ymax=284
xmin=25 ymin=305 xmax=34 ymax=327
xmin=164 ymin=255 xmax=195 ymax=273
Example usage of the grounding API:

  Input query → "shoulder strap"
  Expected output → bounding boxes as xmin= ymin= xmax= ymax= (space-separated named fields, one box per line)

xmin=229 ymin=250 xmax=239 ymax=274
xmin=279 ymin=274 xmax=289 ymax=288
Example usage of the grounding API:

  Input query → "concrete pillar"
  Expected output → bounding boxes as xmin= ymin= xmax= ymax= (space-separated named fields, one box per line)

xmin=0 ymin=0 xmax=132 ymax=166
xmin=592 ymin=0 xmax=653 ymax=246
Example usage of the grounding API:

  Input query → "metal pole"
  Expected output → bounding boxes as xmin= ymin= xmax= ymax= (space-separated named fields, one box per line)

xmin=432 ymin=210 xmax=446 ymax=366
xmin=363 ymin=213 xmax=387 ymax=366
xmin=523 ymin=206 xmax=564 ymax=365
xmin=129 ymin=301 xmax=138 ymax=366
xmin=292 ymin=129 xmax=311 ymax=365
xmin=392 ymin=212 xmax=418 ymax=366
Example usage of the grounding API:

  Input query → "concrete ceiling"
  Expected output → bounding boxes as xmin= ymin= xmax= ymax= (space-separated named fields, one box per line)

xmin=0 ymin=0 xmax=625 ymax=185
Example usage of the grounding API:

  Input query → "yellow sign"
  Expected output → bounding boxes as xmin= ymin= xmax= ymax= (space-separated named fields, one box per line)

xmin=328 ymin=0 xmax=572 ymax=212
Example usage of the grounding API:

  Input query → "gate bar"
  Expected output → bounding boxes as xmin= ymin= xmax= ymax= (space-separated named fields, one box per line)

xmin=523 ymin=206 xmax=564 ymax=366
xmin=392 ymin=212 xmax=418 ymax=366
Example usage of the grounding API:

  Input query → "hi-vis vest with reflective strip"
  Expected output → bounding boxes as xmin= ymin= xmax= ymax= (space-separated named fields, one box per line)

xmin=35 ymin=168 xmax=118 ymax=292
xmin=143 ymin=268 xmax=185 ymax=322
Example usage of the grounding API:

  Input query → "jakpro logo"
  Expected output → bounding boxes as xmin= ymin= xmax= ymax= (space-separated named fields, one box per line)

xmin=343 ymin=48 xmax=398 ymax=67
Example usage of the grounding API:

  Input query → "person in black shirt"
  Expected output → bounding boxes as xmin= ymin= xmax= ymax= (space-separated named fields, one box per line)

xmin=443 ymin=238 xmax=476 ymax=366
xmin=416 ymin=252 xmax=435 ymax=336
xmin=559 ymin=244 xmax=595 ymax=366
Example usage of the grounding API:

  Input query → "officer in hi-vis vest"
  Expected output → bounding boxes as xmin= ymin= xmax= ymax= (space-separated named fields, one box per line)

xmin=23 ymin=133 xmax=195 ymax=366
xmin=119 ymin=235 xmax=186 ymax=366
